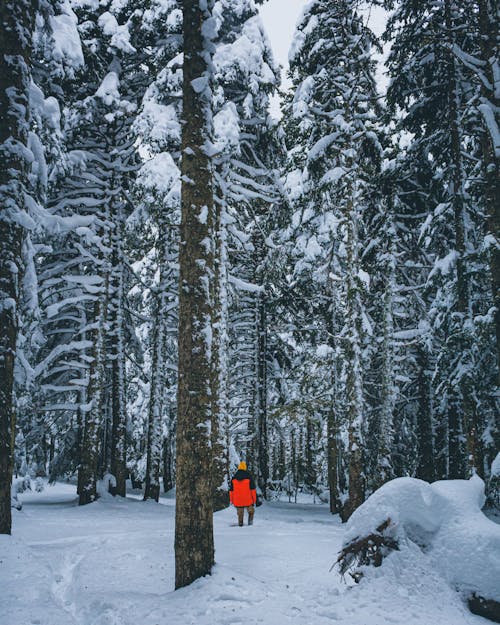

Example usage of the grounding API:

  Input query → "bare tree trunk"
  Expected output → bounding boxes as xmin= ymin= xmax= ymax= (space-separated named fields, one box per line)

xmin=0 ymin=0 xmax=37 ymax=534
xmin=477 ymin=0 xmax=500 ymax=388
xmin=325 ymin=306 xmax=342 ymax=514
xmin=415 ymin=345 xmax=435 ymax=482
xmin=144 ymin=290 xmax=164 ymax=502
xmin=79 ymin=274 xmax=108 ymax=505
xmin=342 ymin=181 xmax=365 ymax=522
xmin=445 ymin=0 xmax=475 ymax=476
xmin=255 ymin=289 xmax=268 ymax=498
xmin=109 ymin=221 xmax=127 ymax=497
xmin=211 ymin=200 xmax=229 ymax=511
xmin=175 ymin=0 xmax=215 ymax=589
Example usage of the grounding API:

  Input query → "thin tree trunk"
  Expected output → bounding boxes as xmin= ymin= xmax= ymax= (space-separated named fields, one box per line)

xmin=79 ymin=287 xmax=108 ymax=505
xmin=144 ymin=288 xmax=165 ymax=502
xmin=109 ymin=222 xmax=127 ymax=497
xmin=376 ymin=212 xmax=396 ymax=487
xmin=445 ymin=0 xmax=475 ymax=477
xmin=256 ymin=289 xmax=268 ymax=498
xmin=0 ymin=0 xmax=37 ymax=534
xmin=415 ymin=345 xmax=435 ymax=482
xmin=211 ymin=200 xmax=229 ymax=511
xmin=477 ymin=0 xmax=500 ymax=388
xmin=175 ymin=0 xmax=215 ymax=589
xmin=342 ymin=180 xmax=365 ymax=522
xmin=325 ymin=307 xmax=342 ymax=514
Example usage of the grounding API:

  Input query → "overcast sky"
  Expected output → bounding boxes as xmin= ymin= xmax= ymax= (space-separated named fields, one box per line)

xmin=258 ymin=0 xmax=389 ymax=117
xmin=258 ymin=0 xmax=306 ymax=70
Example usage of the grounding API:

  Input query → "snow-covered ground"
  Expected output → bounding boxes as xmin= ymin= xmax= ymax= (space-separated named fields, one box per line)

xmin=1 ymin=483 xmax=492 ymax=625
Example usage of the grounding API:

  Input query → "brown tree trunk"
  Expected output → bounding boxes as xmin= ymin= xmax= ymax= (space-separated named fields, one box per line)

xmin=175 ymin=0 xmax=215 ymax=589
xmin=0 ymin=0 xmax=37 ymax=534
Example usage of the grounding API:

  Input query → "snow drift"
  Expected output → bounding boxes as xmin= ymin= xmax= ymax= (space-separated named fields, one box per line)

xmin=338 ymin=476 xmax=500 ymax=618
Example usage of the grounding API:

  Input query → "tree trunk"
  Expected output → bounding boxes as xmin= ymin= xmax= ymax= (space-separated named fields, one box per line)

xmin=415 ymin=345 xmax=435 ymax=482
xmin=211 ymin=200 xmax=229 ymax=511
xmin=342 ymin=181 xmax=365 ymax=522
xmin=0 ymin=0 xmax=37 ymax=534
xmin=326 ymin=308 xmax=342 ymax=514
xmin=477 ymin=0 xmax=500 ymax=388
xmin=162 ymin=429 xmax=175 ymax=493
xmin=109 ymin=222 xmax=127 ymax=497
xmin=444 ymin=0 xmax=475 ymax=477
xmin=79 ymin=291 xmax=107 ymax=505
xmin=255 ymin=288 xmax=269 ymax=498
xmin=376 ymin=213 xmax=396 ymax=487
xmin=175 ymin=0 xmax=215 ymax=589
xmin=144 ymin=289 xmax=165 ymax=502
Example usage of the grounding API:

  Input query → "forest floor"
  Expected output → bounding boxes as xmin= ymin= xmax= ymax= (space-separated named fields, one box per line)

xmin=0 ymin=482 xmax=492 ymax=625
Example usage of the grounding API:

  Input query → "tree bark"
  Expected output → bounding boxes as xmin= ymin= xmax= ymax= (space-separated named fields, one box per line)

xmin=109 ymin=219 xmax=127 ymax=497
xmin=175 ymin=0 xmax=215 ymax=589
xmin=0 ymin=0 xmax=37 ymax=534
xmin=211 ymin=199 xmax=229 ymax=511
xmin=342 ymin=179 xmax=365 ymax=522
xmin=415 ymin=345 xmax=435 ymax=482
xmin=477 ymin=0 xmax=500 ymax=389
xmin=444 ymin=0 xmax=475 ymax=477
xmin=144 ymin=289 xmax=165 ymax=503
xmin=78 ymin=293 xmax=107 ymax=505
xmin=255 ymin=288 xmax=269 ymax=498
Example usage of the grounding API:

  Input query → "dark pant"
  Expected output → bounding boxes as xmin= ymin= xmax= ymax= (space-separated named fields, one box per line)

xmin=237 ymin=505 xmax=255 ymax=526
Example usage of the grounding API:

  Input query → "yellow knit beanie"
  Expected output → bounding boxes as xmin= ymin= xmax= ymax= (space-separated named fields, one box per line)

xmin=238 ymin=461 xmax=247 ymax=471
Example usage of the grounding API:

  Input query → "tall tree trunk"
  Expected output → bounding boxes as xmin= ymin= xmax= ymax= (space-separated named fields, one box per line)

xmin=0 ymin=0 xmax=37 ymax=534
xmin=376 ymin=213 xmax=396 ymax=487
xmin=477 ymin=0 xmax=500 ymax=388
xmin=445 ymin=0 xmax=475 ymax=477
xmin=144 ymin=284 xmax=167 ymax=501
xmin=79 ymin=292 xmax=107 ymax=505
xmin=342 ymin=181 xmax=365 ymax=522
xmin=255 ymin=288 xmax=268 ymax=498
xmin=162 ymin=426 xmax=175 ymax=493
xmin=415 ymin=345 xmax=435 ymax=482
xmin=211 ymin=200 xmax=229 ymax=511
xmin=109 ymin=218 xmax=127 ymax=497
xmin=325 ymin=304 xmax=342 ymax=514
xmin=175 ymin=0 xmax=215 ymax=589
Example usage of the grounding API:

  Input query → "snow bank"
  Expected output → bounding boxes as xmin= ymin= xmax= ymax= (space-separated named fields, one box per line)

xmin=343 ymin=476 xmax=500 ymax=603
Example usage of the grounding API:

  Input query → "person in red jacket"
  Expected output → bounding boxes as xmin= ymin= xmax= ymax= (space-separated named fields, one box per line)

xmin=229 ymin=461 xmax=257 ymax=526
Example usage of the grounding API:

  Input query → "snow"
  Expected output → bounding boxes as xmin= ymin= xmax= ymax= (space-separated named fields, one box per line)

xmin=49 ymin=2 xmax=84 ymax=73
xmin=0 ymin=482 xmax=493 ymax=625
xmin=492 ymin=452 xmax=500 ymax=478
xmin=213 ymin=102 xmax=240 ymax=154
xmin=344 ymin=476 xmax=500 ymax=604
xmin=96 ymin=72 xmax=121 ymax=106
xmin=136 ymin=152 xmax=181 ymax=203
xmin=97 ymin=11 xmax=136 ymax=54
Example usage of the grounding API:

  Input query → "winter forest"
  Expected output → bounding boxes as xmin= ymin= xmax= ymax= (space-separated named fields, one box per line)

xmin=1 ymin=0 xmax=499 ymax=623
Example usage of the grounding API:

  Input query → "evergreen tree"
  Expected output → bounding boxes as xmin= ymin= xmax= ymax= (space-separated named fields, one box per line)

xmin=0 ymin=0 xmax=39 ymax=534
xmin=286 ymin=0 xmax=384 ymax=519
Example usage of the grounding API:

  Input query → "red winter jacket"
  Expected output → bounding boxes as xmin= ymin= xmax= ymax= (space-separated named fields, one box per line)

xmin=229 ymin=469 xmax=257 ymax=507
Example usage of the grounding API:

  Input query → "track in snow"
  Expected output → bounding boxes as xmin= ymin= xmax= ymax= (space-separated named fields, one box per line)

xmin=0 ymin=483 xmax=489 ymax=625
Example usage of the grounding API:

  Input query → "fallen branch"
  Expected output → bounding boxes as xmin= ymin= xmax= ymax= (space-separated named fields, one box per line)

xmin=334 ymin=518 xmax=399 ymax=582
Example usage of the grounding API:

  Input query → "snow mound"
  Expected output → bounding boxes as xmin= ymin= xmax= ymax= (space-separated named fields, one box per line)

xmin=343 ymin=476 xmax=500 ymax=603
